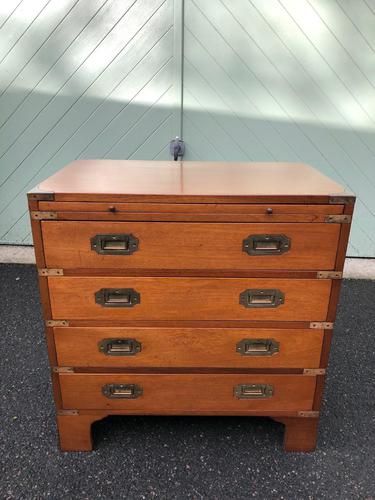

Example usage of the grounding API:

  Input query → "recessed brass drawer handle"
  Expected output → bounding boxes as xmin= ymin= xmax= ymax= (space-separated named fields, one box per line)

xmin=91 ymin=233 xmax=139 ymax=255
xmin=239 ymin=289 xmax=284 ymax=308
xmin=234 ymin=384 xmax=274 ymax=399
xmin=98 ymin=338 xmax=141 ymax=356
xmin=243 ymin=234 xmax=290 ymax=255
xmin=102 ymin=384 xmax=143 ymax=399
xmin=95 ymin=288 xmax=140 ymax=307
xmin=236 ymin=338 xmax=280 ymax=356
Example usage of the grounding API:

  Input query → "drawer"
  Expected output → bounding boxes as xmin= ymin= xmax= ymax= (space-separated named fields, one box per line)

xmin=54 ymin=327 xmax=324 ymax=368
xmin=59 ymin=373 xmax=316 ymax=412
xmin=41 ymin=221 xmax=340 ymax=270
xmin=48 ymin=277 xmax=331 ymax=322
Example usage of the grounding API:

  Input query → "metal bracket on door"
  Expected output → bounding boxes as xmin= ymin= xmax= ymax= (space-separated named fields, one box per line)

xmin=170 ymin=137 xmax=185 ymax=160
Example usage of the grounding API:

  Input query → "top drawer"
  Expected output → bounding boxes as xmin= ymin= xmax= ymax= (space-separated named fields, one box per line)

xmin=41 ymin=221 xmax=340 ymax=271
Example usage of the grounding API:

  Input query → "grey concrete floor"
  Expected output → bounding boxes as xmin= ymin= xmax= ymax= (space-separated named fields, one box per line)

xmin=1 ymin=264 xmax=374 ymax=499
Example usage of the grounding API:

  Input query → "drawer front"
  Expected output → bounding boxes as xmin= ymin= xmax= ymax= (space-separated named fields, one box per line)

xmin=42 ymin=221 xmax=340 ymax=270
xmin=48 ymin=277 xmax=331 ymax=321
xmin=54 ymin=327 xmax=324 ymax=368
xmin=59 ymin=373 xmax=316 ymax=412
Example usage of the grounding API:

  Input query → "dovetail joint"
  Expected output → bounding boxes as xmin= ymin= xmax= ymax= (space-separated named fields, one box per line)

xmin=31 ymin=211 xmax=57 ymax=220
xmin=325 ymin=214 xmax=352 ymax=223
xmin=310 ymin=322 xmax=333 ymax=330
xmin=38 ymin=268 xmax=64 ymax=276
xmin=303 ymin=368 xmax=326 ymax=376
xmin=52 ymin=367 xmax=74 ymax=373
xmin=317 ymin=271 xmax=342 ymax=279
xmin=57 ymin=410 xmax=79 ymax=416
xmin=46 ymin=320 xmax=69 ymax=327
xmin=298 ymin=411 xmax=320 ymax=418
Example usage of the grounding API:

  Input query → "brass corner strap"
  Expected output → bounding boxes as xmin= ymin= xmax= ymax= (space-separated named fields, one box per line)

xmin=28 ymin=191 xmax=55 ymax=201
xmin=31 ymin=211 xmax=57 ymax=220
xmin=298 ymin=411 xmax=320 ymax=418
xmin=46 ymin=320 xmax=69 ymax=327
xmin=329 ymin=195 xmax=355 ymax=205
xmin=38 ymin=268 xmax=64 ymax=276
xmin=57 ymin=410 xmax=79 ymax=416
xmin=325 ymin=214 xmax=352 ymax=223
xmin=52 ymin=367 xmax=74 ymax=373
xmin=303 ymin=369 xmax=326 ymax=376
xmin=316 ymin=271 xmax=342 ymax=279
xmin=309 ymin=322 xmax=333 ymax=329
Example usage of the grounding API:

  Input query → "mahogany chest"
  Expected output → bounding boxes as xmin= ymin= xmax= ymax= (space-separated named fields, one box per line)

xmin=28 ymin=160 xmax=354 ymax=452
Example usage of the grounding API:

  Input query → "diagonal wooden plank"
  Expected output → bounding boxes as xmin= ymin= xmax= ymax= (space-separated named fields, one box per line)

xmin=223 ymin=0 xmax=375 ymax=196
xmin=308 ymin=0 xmax=375 ymax=84
xmin=0 ymin=0 xmax=175 ymax=245
xmin=0 ymin=1 xmax=24 ymax=30
xmin=189 ymin=0 xmax=375 ymax=213
xmin=338 ymin=0 xmax=375 ymax=52
xmin=0 ymin=0 xmax=165 ymax=191
xmin=183 ymin=114 xmax=224 ymax=161
xmin=0 ymin=61 xmax=174 ymax=237
xmin=0 ymin=0 xmax=133 ymax=152
xmin=103 ymin=85 xmax=173 ymax=158
xmin=185 ymin=4 xmax=339 ymax=171
xmin=0 ymin=0 xmax=81 ymax=102
xmin=184 ymin=87 xmax=249 ymax=161
xmin=183 ymin=0 xmax=375 ymax=256
xmin=0 ymin=0 xmax=102 ymax=129
xmin=184 ymin=58 xmax=300 ymax=161
xmin=10 ymin=12 xmax=173 ymax=191
xmin=0 ymin=0 xmax=50 ymax=63
xmin=280 ymin=0 xmax=375 ymax=124
xmin=129 ymin=114 xmax=173 ymax=159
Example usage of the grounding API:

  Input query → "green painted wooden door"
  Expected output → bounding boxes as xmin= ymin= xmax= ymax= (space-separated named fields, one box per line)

xmin=0 ymin=0 xmax=177 ymax=244
xmin=182 ymin=0 xmax=375 ymax=257
xmin=1 ymin=0 xmax=374 ymax=257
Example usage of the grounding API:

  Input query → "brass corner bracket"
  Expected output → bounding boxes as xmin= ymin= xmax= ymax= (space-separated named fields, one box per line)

xmin=31 ymin=211 xmax=57 ymax=220
xmin=317 ymin=271 xmax=342 ymax=279
xmin=46 ymin=320 xmax=69 ymax=327
xmin=28 ymin=190 xmax=55 ymax=201
xmin=309 ymin=322 xmax=333 ymax=329
xmin=57 ymin=409 xmax=79 ymax=416
xmin=325 ymin=215 xmax=352 ymax=223
xmin=303 ymin=368 xmax=326 ymax=376
xmin=329 ymin=195 xmax=355 ymax=205
xmin=52 ymin=367 xmax=74 ymax=373
xmin=38 ymin=268 xmax=64 ymax=276
xmin=298 ymin=411 xmax=320 ymax=418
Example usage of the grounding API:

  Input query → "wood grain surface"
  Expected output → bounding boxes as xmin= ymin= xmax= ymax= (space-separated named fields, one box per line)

xmin=42 ymin=221 xmax=340 ymax=270
xmin=59 ymin=373 xmax=316 ymax=411
xmin=35 ymin=160 xmax=349 ymax=202
xmin=48 ymin=277 xmax=332 ymax=321
xmin=38 ymin=202 xmax=344 ymax=214
xmin=54 ymin=327 xmax=324 ymax=369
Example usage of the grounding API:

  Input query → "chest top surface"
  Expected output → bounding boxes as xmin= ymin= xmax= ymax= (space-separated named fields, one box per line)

xmin=33 ymin=160 xmax=349 ymax=202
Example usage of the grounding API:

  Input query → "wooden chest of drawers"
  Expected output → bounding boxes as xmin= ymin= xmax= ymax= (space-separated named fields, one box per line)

xmin=28 ymin=160 xmax=354 ymax=452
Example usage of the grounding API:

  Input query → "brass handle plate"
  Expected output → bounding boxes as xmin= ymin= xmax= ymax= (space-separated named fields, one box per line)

xmin=91 ymin=233 xmax=139 ymax=255
xmin=239 ymin=289 xmax=284 ymax=308
xmin=98 ymin=338 xmax=141 ymax=356
xmin=95 ymin=288 xmax=140 ymax=307
xmin=243 ymin=234 xmax=290 ymax=255
xmin=102 ymin=384 xmax=143 ymax=399
xmin=234 ymin=384 xmax=274 ymax=399
xmin=236 ymin=338 xmax=280 ymax=356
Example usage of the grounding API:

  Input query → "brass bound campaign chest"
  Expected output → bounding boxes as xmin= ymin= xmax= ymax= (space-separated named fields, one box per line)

xmin=28 ymin=160 xmax=354 ymax=452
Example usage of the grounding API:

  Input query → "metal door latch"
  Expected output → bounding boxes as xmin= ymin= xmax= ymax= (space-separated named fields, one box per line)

xmin=170 ymin=137 xmax=185 ymax=160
